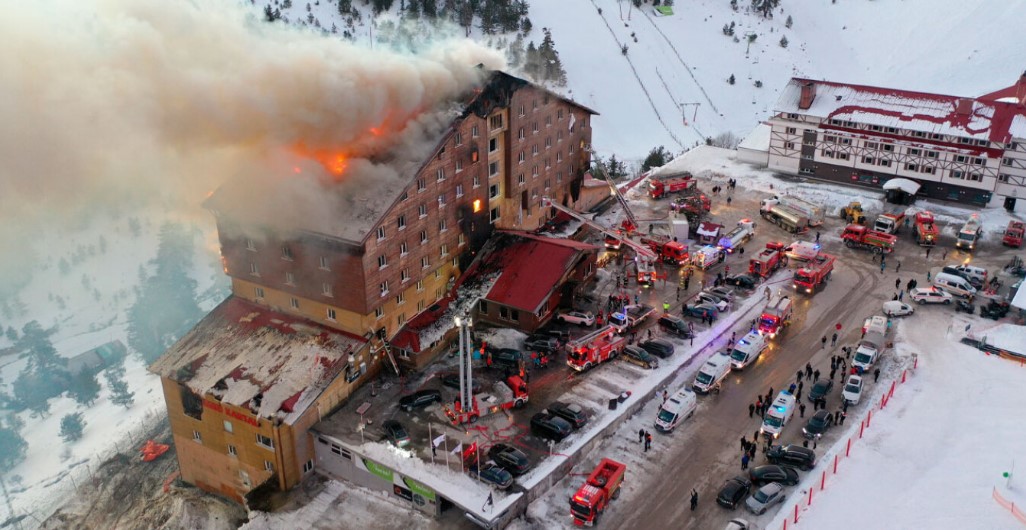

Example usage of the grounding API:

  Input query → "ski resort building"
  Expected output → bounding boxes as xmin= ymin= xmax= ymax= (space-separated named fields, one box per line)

xmin=766 ymin=73 xmax=1026 ymax=211
xmin=150 ymin=70 xmax=597 ymax=503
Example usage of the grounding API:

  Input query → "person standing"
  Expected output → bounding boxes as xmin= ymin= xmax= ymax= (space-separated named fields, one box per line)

xmin=690 ymin=489 xmax=698 ymax=511
xmin=748 ymin=403 xmax=756 ymax=418
xmin=741 ymin=453 xmax=750 ymax=470
xmin=639 ymin=428 xmax=645 ymax=444
xmin=839 ymin=411 xmax=848 ymax=425
xmin=740 ymin=436 xmax=748 ymax=451
xmin=813 ymin=369 xmax=821 ymax=381
xmin=881 ymin=260 xmax=887 ymax=273
xmin=645 ymin=431 xmax=653 ymax=452
xmin=925 ymin=247 xmax=931 ymax=259
xmin=831 ymin=332 xmax=838 ymax=347
xmin=874 ymin=367 xmax=881 ymax=382
xmin=896 ymin=261 xmax=902 ymax=273
xmin=799 ymin=402 xmax=806 ymax=418
xmin=756 ymin=398 xmax=763 ymax=417
xmin=821 ymin=336 xmax=827 ymax=349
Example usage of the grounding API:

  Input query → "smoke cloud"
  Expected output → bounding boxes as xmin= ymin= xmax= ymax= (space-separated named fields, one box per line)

xmin=0 ymin=0 xmax=505 ymax=292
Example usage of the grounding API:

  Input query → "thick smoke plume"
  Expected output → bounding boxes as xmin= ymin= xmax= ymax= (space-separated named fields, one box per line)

xmin=0 ymin=0 xmax=505 ymax=292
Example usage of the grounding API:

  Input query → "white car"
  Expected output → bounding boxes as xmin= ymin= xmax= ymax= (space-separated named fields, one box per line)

xmin=910 ymin=287 xmax=953 ymax=305
xmin=745 ymin=482 xmax=786 ymax=515
xmin=724 ymin=518 xmax=752 ymax=530
xmin=558 ymin=310 xmax=595 ymax=326
xmin=842 ymin=375 xmax=864 ymax=405
xmin=697 ymin=292 xmax=731 ymax=312
xmin=882 ymin=300 xmax=915 ymax=317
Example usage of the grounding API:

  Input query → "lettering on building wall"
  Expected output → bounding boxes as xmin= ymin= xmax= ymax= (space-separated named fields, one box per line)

xmin=203 ymin=399 xmax=260 ymax=427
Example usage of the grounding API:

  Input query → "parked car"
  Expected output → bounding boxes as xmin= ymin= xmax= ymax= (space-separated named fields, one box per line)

xmin=682 ymin=303 xmax=719 ymax=320
xmin=766 ymin=445 xmax=817 ymax=470
xmin=530 ymin=412 xmax=573 ymax=442
xmin=802 ymin=409 xmax=831 ymax=439
xmin=469 ymin=462 xmax=513 ymax=490
xmin=882 ymin=300 xmax=915 ymax=317
xmin=488 ymin=348 xmax=523 ymax=370
xmin=716 ymin=475 xmax=753 ymax=509
xmin=842 ymin=375 xmax=864 ymax=405
xmin=725 ymin=274 xmax=759 ymax=290
xmin=745 ymin=482 xmax=786 ymax=515
xmin=398 ymin=389 xmax=443 ymax=412
xmin=807 ymin=378 xmax=833 ymax=402
xmin=639 ymin=339 xmax=675 ymax=359
xmin=524 ymin=334 xmax=561 ymax=353
xmin=980 ymin=299 xmax=1011 ymax=320
xmin=724 ymin=519 xmax=753 ymax=530
xmin=910 ymin=287 xmax=953 ymax=305
xmin=707 ymin=286 xmax=736 ymax=302
xmin=488 ymin=443 xmax=530 ymax=475
xmin=697 ymin=292 xmax=731 ymax=312
xmin=557 ymin=310 xmax=596 ymax=326
xmin=748 ymin=464 xmax=800 ymax=486
xmin=439 ymin=372 xmax=482 ymax=394
xmin=548 ymin=401 xmax=589 ymax=429
xmin=658 ymin=314 xmax=694 ymax=338
xmin=623 ymin=345 xmax=659 ymax=369
xmin=382 ymin=420 xmax=411 ymax=448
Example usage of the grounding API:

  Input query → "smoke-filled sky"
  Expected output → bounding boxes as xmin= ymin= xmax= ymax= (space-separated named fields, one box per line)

xmin=0 ymin=0 xmax=504 ymax=292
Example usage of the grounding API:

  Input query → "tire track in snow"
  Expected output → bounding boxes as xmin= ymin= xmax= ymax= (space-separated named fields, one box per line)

xmin=654 ymin=67 xmax=707 ymax=140
xmin=640 ymin=8 xmax=721 ymax=116
xmin=586 ymin=0 xmax=684 ymax=150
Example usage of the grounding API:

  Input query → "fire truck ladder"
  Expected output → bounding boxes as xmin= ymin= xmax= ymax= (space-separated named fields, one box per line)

xmin=600 ymin=169 xmax=640 ymax=233
xmin=541 ymin=197 xmax=658 ymax=262
xmin=370 ymin=335 xmax=402 ymax=377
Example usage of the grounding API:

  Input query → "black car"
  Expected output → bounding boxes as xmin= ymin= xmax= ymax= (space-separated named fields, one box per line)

xmin=438 ymin=373 xmax=483 ymax=394
xmin=802 ymin=409 xmax=831 ymax=439
xmin=725 ymin=274 xmax=759 ymax=290
xmin=716 ymin=475 xmax=753 ymax=509
xmin=524 ymin=334 xmax=561 ymax=353
xmin=622 ymin=345 xmax=659 ymax=369
xmin=398 ymin=389 xmax=443 ymax=412
xmin=980 ymin=300 xmax=1010 ymax=320
xmin=639 ymin=339 xmax=675 ymax=359
xmin=489 ymin=348 xmax=523 ymax=370
xmin=382 ymin=420 xmax=411 ymax=448
xmin=766 ymin=444 xmax=817 ymax=471
xmin=807 ymin=379 xmax=833 ymax=402
xmin=530 ymin=412 xmax=573 ymax=442
xmin=488 ymin=443 xmax=531 ymax=475
xmin=658 ymin=314 xmax=693 ymax=338
xmin=548 ymin=401 xmax=589 ymax=429
xmin=748 ymin=464 xmax=800 ymax=486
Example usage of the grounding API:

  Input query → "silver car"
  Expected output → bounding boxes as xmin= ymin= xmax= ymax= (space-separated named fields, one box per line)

xmin=745 ymin=482 xmax=786 ymax=515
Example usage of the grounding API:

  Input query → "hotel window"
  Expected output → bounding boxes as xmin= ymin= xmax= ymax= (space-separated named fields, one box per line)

xmin=926 ymin=151 xmax=939 ymax=159
xmin=281 ymin=246 xmax=293 ymax=260
xmin=1004 ymin=158 xmax=1014 ymax=166
xmin=952 ymin=170 xmax=964 ymax=179
xmin=459 ymin=233 xmax=466 ymax=246
xmin=533 ymin=121 xmax=539 ymax=133
xmin=518 ymin=104 xmax=525 ymax=116
xmin=557 ymin=152 xmax=563 ymax=162
xmin=255 ymin=287 xmax=265 ymax=299
xmin=377 ymin=255 xmax=388 ymax=269
xmin=518 ymin=174 xmax=526 ymax=185
xmin=417 ymin=300 xmax=426 ymax=312
xmin=193 ymin=431 xmax=202 ymax=443
xmin=490 ymin=207 xmax=500 ymax=223
xmin=473 ymin=175 xmax=481 ymax=188
xmin=416 ymin=280 xmax=424 ymax=292
xmin=379 ymin=281 xmax=389 ymax=296
xmin=440 ymin=244 xmax=449 ymax=257
xmin=397 ymin=313 xmax=406 ymax=326
xmin=419 ymin=204 xmax=427 ymax=218
xmin=865 ymin=142 xmax=878 ymax=149
xmin=532 ymin=165 xmax=539 ymax=176
xmin=489 ymin=184 xmax=499 ymax=198
xmin=401 ymin=268 xmax=410 ymax=282
xmin=400 ymin=191 xmax=408 ymax=202
xmin=532 ymin=98 xmax=538 ymax=109
xmin=224 ymin=421 xmax=234 ymax=433
xmin=959 ymin=137 xmax=973 ymax=145
xmin=908 ymin=148 xmax=921 ymax=156
xmin=558 ymin=109 xmax=564 ymax=120
xmin=975 ymin=139 xmax=989 ymax=147
xmin=905 ymin=163 xmax=918 ymax=172
xmin=912 ymin=131 xmax=926 ymax=138
xmin=376 ymin=226 xmax=386 ymax=240
xmin=303 ymin=460 xmax=314 ymax=473
xmin=972 ymin=157 xmax=985 ymax=166
xmin=869 ymin=125 xmax=882 ymax=132
xmin=249 ymin=263 xmax=259 ymax=276
xmin=882 ymin=145 xmax=894 ymax=152
xmin=863 ymin=156 xmax=875 ymax=164
xmin=319 ymin=256 xmax=330 ymax=270
xmin=532 ymin=145 xmax=539 ymax=156
xmin=930 ymin=133 xmax=942 ymax=140
xmin=322 ymin=283 xmax=333 ymax=297
xmin=436 ymin=168 xmax=445 ymax=181
xmin=396 ymin=293 xmax=406 ymax=305
xmin=518 ymin=128 xmax=525 ymax=140
xmin=546 ymin=116 xmax=552 ymax=127
xmin=455 ymin=160 xmax=463 ymax=173
xmin=264 ymin=461 xmax=275 ymax=472
xmin=955 ymin=155 xmax=968 ymax=163
xmin=420 ymin=230 xmax=428 ymax=244
xmin=922 ymin=166 xmax=935 ymax=174
xmin=884 ymin=127 xmax=897 ymax=134
xmin=489 ymin=114 xmax=503 ymax=130
xmin=375 ymin=307 xmax=385 ymax=318
xmin=255 ymin=434 xmax=274 ymax=450
xmin=439 ymin=219 xmax=448 ymax=232
xmin=421 ymin=256 xmax=430 ymax=269
xmin=417 ymin=178 xmax=426 ymax=192
xmin=489 ymin=162 xmax=499 ymax=177
xmin=397 ymin=215 xmax=406 ymax=230
xmin=228 ymin=444 xmax=238 ymax=457
xmin=456 ymin=184 xmax=464 ymax=198
xmin=878 ymin=159 xmax=891 ymax=167
xmin=836 ymin=153 xmax=849 ymax=160
xmin=556 ymin=171 xmax=563 ymax=183
xmin=969 ymin=173 xmax=982 ymax=182
xmin=999 ymin=174 xmax=1010 ymax=182
xmin=245 ymin=238 xmax=256 ymax=251
xmin=471 ymin=125 xmax=479 ymax=138
xmin=786 ymin=127 xmax=797 ymax=134
xmin=557 ymin=130 xmax=564 ymax=142
xmin=438 ymin=193 xmax=446 ymax=207
xmin=290 ymin=297 xmax=299 ymax=309
xmin=784 ymin=142 xmax=795 ymax=150
xmin=400 ymin=241 xmax=408 ymax=256
xmin=518 ymin=151 xmax=525 ymax=164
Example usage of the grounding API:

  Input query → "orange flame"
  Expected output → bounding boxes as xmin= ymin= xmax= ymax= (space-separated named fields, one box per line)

xmin=290 ymin=143 xmax=350 ymax=178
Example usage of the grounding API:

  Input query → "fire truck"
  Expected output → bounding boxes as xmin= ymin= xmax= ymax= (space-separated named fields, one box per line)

xmin=873 ymin=210 xmax=906 ymax=235
xmin=793 ymin=253 xmax=835 ymax=294
xmin=749 ymin=242 xmax=788 ymax=278
xmin=717 ymin=219 xmax=756 ymax=253
xmin=566 ymin=325 xmax=627 ymax=372
xmin=445 ymin=375 xmax=529 ymax=425
xmin=639 ymin=235 xmax=689 ymax=266
xmin=1003 ymin=220 xmax=1025 ymax=248
xmin=955 ymin=213 xmax=983 ymax=251
xmin=912 ymin=211 xmax=939 ymax=247
xmin=570 ymin=458 xmax=627 ymax=526
xmin=649 ymin=172 xmax=696 ymax=199
xmin=758 ymin=295 xmax=793 ymax=338
xmin=542 ymin=197 xmax=660 ymax=284
xmin=841 ymin=224 xmax=897 ymax=254
xmin=761 ymin=203 xmax=811 ymax=234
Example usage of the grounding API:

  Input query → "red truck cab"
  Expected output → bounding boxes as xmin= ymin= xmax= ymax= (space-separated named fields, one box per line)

xmin=570 ymin=458 xmax=626 ymax=526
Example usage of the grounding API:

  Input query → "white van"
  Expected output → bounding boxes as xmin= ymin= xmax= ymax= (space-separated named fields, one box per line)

xmin=933 ymin=272 xmax=977 ymax=298
xmin=862 ymin=315 xmax=888 ymax=336
xmin=654 ymin=388 xmax=698 ymax=432
xmin=760 ymin=391 xmax=796 ymax=439
xmin=692 ymin=352 xmax=732 ymax=394
xmin=729 ymin=331 xmax=768 ymax=370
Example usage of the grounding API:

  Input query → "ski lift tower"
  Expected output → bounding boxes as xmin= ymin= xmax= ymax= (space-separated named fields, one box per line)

xmin=680 ymin=103 xmax=700 ymax=126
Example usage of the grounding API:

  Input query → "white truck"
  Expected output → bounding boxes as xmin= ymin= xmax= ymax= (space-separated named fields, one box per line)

xmin=692 ymin=352 xmax=732 ymax=394
xmin=654 ymin=388 xmax=698 ymax=432
xmin=691 ymin=245 xmax=724 ymax=271
xmin=760 ymin=391 xmax=796 ymax=440
xmin=761 ymin=195 xmax=825 ymax=227
xmin=853 ymin=330 xmax=886 ymax=374
xmin=609 ymin=304 xmax=656 ymax=334
xmin=784 ymin=241 xmax=821 ymax=261
xmin=717 ymin=219 xmax=756 ymax=253
xmin=729 ymin=331 xmax=768 ymax=370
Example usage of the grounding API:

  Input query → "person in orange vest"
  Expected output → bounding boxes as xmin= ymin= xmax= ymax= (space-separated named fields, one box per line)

xmin=596 ymin=310 xmax=604 ymax=326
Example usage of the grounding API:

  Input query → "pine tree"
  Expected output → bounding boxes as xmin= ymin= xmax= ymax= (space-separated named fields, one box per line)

xmin=779 ymin=36 xmax=788 ymax=48
xmin=786 ymin=15 xmax=793 ymax=28
xmin=728 ymin=74 xmax=736 ymax=85
xmin=106 ymin=367 xmax=135 ymax=409
xmin=422 ymin=0 xmax=437 ymax=18
xmin=642 ymin=146 xmax=670 ymax=172
xmin=0 ymin=416 xmax=26 ymax=473
xmin=59 ymin=413 xmax=85 ymax=443
xmin=264 ymin=4 xmax=275 ymax=21
xmin=68 ymin=370 xmax=101 ymax=406
xmin=338 ymin=0 xmax=352 ymax=15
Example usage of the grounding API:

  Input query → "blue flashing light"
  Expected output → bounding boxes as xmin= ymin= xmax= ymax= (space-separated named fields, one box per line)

xmin=775 ymin=406 xmax=785 ymax=412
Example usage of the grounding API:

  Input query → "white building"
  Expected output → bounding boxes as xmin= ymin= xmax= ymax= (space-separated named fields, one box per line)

xmin=765 ymin=73 xmax=1026 ymax=211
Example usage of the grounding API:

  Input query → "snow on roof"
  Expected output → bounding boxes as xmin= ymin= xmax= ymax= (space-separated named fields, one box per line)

xmin=483 ymin=232 xmax=598 ymax=313
xmin=697 ymin=222 xmax=721 ymax=237
xmin=775 ymin=78 xmax=1026 ymax=143
xmin=737 ymin=123 xmax=771 ymax=151
xmin=149 ymin=296 xmax=366 ymax=423
xmin=979 ymin=323 xmax=1026 ymax=352
xmin=881 ymin=178 xmax=921 ymax=195
xmin=1013 ymin=285 xmax=1026 ymax=311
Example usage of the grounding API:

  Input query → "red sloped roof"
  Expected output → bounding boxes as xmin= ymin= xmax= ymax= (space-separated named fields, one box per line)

xmin=484 ymin=234 xmax=596 ymax=313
